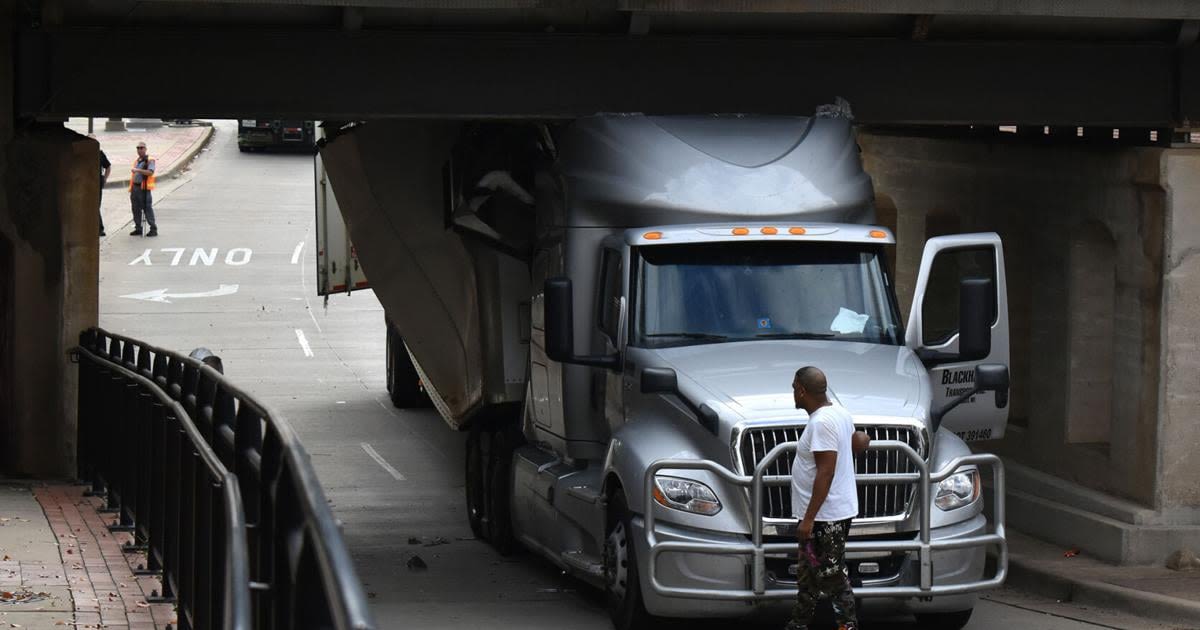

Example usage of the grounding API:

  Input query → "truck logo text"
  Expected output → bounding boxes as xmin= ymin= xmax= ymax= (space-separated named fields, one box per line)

xmin=941 ymin=370 xmax=975 ymax=385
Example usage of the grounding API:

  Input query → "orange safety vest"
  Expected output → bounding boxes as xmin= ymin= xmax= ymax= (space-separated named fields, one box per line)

xmin=129 ymin=156 xmax=156 ymax=191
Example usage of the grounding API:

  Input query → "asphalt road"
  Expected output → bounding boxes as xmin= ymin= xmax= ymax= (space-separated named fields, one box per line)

xmin=97 ymin=120 xmax=1172 ymax=630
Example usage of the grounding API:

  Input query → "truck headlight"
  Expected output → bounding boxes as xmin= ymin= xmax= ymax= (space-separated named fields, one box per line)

xmin=652 ymin=475 xmax=722 ymax=516
xmin=934 ymin=470 xmax=980 ymax=511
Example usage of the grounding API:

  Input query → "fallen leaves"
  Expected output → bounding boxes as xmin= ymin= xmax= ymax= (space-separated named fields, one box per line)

xmin=0 ymin=589 xmax=49 ymax=604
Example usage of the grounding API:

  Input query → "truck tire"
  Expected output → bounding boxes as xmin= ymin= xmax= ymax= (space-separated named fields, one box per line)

xmin=386 ymin=322 xmax=431 ymax=408
xmin=915 ymin=609 xmax=973 ymax=630
xmin=464 ymin=425 xmax=487 ymax=539
xmin=464 ymin=419 xmax=521 ymax=554
xmin=604 ymin=495 xmax=654 ymax=630
xmin=484 ymin=424 xmax=519 ymax=556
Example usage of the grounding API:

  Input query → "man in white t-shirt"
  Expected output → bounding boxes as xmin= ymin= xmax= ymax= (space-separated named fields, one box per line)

xmin=786 ymin=366 xmax=866 ymax=630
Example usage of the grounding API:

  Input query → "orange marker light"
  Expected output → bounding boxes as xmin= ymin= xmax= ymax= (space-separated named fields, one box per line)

xmin=643 ymin=231 xmax=663 ymax=240
xmin=732 ymin=227 xmax=750 ymax=236
xmin=760 ymin=227 xmax=778 ymax=235
xmin=789 ymin=227 xmax=807 ymax=235
xmin=869 ymin=230 xmax=888 ymax=239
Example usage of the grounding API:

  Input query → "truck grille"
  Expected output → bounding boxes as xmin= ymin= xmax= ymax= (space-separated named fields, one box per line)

xmin=736 ymin=424 xmax=924 ymax=520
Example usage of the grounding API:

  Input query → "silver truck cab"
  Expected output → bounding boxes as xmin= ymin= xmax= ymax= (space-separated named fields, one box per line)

xmin=317 ymin=113 xmax=1010 ymax=630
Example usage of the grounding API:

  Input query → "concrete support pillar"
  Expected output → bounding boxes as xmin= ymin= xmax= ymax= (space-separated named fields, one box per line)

xmin=854 ymin=130 xmax=1200 ymax=563
xmin=1 ymin=61 xmax=99 ymax=478
xmin=1158 ymin=151 xmax=1200 ymax=515
xmin=858 ymin=132 xmax=1164 ymax=504
xmin=0 ymin=125 xmax=98 ymax=477
xmin=0 ymin=12 xmax=12 ymax=477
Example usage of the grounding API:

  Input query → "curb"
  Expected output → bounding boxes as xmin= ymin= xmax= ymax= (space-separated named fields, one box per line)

xmin=104 ymin=125 xmax=215 ymax=190
xmin=1003 ymin=556 xmax=1200 ymax=626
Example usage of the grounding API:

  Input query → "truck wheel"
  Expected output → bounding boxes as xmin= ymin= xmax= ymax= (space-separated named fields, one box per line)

xmin=604 ymin=495 xmax=653 ymax=630
xmin=915 ymin=609 xmax=973 ymax=630
xmin=464 ymin=425 xmax=487 ymax=539
xmin=386 ymin=322 xmax=430 ymax=408
xmin=484 ymin=424 xmax=519 ymax=556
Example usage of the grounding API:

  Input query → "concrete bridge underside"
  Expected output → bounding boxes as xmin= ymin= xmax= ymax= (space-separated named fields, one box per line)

xmin=14 ymin=0 xmax=1200 ymax=124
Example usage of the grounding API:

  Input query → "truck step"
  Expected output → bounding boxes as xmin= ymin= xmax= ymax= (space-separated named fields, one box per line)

xmin=560 ymin=550 xmax=604 ymax=579
xmin=565 ymin=483 xmax=602 ymax=505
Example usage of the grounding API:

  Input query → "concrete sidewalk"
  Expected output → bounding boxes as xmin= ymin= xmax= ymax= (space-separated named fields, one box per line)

xmin=1004 ymin=528 xmax=1200 ymax=627
xmin=0 ymin=482 xmax=176 ymax=629
xmin=87 ymin=119 xmax=225 ymax=239
xmin=64 ymin=118 xmax=214 ymax=189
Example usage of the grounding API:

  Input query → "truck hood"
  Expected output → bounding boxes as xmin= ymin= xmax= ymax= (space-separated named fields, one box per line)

xmin=654 ymin=340 xmax=930 ymax=421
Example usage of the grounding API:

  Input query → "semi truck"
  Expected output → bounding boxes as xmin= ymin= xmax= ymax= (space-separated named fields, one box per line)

xmin=239 ymin=119 xmax=316 ymax=152
xmin=314 ymin=111 xmax=1010 ymax=630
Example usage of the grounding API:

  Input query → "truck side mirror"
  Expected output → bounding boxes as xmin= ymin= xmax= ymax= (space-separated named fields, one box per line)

xmin=975 ymin=363 xmax=1010 ymax=409
xmin=957 ymin=277 xmax=992 ymax=362
xmin=917 ymin=276 xmax=993 ymax=367
xmin=544 ymin=278 xmax=575 ymax=363
xmin=932 ymin=363 xmax=1009 ymax=431
xmin=543 ymin=277 xmax=620 ymax=370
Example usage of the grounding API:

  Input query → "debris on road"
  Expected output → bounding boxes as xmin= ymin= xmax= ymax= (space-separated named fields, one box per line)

xmin=405 ymin=554 xmax=427 ymax=571
xmin=1166 ymin=548 xmax=1200 ymax=571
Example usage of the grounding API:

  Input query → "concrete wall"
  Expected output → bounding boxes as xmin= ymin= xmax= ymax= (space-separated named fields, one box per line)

xmin=0 ymin=23 xmax=99 ymax=480
xmin=0 ymin=12 xmax=12 ymax=475
xmin=1160 ymin=152 xmax=1200 ymax=515
xmin=0 ymin=124 xmax=99 ymax=477
xmin=860 ymin=131 xmax=1168 ymax=508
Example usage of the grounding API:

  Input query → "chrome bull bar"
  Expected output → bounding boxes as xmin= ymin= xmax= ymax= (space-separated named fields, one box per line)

xmin=643 ymin=440 xmax=1007 ymax=600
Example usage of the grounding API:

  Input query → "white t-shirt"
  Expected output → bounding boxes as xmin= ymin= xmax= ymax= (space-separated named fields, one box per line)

xmin=790 ymin=404 xmax=859 ymax=522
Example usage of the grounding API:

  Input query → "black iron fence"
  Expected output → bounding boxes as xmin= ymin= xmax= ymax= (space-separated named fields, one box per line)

xmin=76 ymin=328 xmax=376 ymax=630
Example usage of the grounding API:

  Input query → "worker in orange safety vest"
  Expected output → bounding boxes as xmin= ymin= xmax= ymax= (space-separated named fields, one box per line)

xmin=129 ymin=141 xmax=157 ymax=236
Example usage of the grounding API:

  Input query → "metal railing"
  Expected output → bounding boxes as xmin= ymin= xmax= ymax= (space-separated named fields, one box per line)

xmin=643 ymin=440 xmax=1006 ymax=601
xmin=76 ymin=328 xmax=377 ymax=630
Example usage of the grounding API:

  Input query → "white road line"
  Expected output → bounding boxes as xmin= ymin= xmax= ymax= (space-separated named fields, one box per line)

xmin=361 ymin=443 xmax=406 ymax=480
xmin=298 ymin=224 xmax=324 ymax=334
xmin=291 ymin=240 xmax=305 ymax=265
xmin=295 ymin=328 xmax=314 ymax=357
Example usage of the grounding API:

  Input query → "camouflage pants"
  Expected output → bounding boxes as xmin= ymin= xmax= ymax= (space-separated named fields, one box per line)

xmin=786 ymin=519 xmax=857 ymax=630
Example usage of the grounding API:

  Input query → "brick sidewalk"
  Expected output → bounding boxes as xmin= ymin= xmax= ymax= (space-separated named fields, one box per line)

xmin=0 ymin=483 xmax=177 ymax=629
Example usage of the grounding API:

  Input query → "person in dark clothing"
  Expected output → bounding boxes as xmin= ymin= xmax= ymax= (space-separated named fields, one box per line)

xmin=90 ymin=135 xmax=111 ymax=236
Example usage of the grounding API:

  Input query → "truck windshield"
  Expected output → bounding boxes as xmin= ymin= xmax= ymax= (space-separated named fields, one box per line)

xmin=634 ymin=242 xmax=902 ymax=348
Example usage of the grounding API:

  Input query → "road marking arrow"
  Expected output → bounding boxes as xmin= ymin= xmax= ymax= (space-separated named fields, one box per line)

xmin=119 ymin=284 xmax=240 ymax=304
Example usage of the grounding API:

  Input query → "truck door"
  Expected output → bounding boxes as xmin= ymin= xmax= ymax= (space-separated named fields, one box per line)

xmin=314 ymin=131 xmax=369 ymax=296
xmin=905 ymin=233 xmax=1009 ymax=441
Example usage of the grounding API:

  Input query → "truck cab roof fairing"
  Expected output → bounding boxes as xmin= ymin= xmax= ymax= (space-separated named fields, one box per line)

xmin=555 ymin=115 xmax=876 ymax=229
